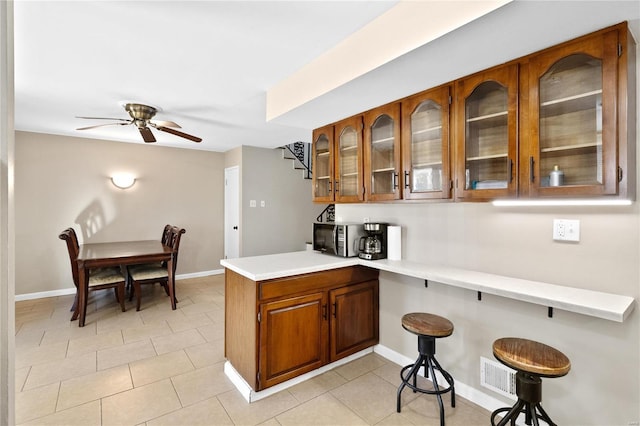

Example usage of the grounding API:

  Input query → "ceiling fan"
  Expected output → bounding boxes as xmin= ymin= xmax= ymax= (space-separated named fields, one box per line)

xmin=76 ymin=102 xmax=202 ymax=143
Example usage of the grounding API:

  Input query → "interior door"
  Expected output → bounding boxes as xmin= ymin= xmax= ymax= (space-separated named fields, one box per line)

xmin=224 ymin=166 xmax=240 ymax=259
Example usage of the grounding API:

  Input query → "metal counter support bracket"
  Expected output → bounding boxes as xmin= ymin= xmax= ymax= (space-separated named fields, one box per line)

xmin=424 ymin=280 xmax=428 ymax=288
xmin=478 ymin=291 xmax=482 ymax=301
xmin=548 ymin=307 xmax=553 ymax=318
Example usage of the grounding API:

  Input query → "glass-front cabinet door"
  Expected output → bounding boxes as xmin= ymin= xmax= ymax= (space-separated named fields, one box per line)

xmin=455 ymin=64 xmax=518 ymax=200
xmin=364 ymin=103 xmax=401 ymax=201
xmin=334 ymin=116 xmax=364 ymax=203
xmin=526 ymin=30 xmax=619 ymax=197
xmin=312 ymin=124 xmax=334 ymax=202
xmin=401 ymin=85 xmax=451 ymax=200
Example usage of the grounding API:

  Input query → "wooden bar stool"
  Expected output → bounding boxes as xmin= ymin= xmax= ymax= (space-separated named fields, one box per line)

xmin=397 ymin=313 xmax=455 ymax=426
xmin=491 ymin=337 xmax=571 ymax=426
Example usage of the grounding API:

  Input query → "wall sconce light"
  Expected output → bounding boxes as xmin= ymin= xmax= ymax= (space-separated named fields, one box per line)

xmin=111 ymin=173 xmax=136 ymax=189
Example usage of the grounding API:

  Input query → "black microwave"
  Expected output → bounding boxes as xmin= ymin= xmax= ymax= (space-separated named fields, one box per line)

xmin=312 ymin=222 xmax=364 ymax=257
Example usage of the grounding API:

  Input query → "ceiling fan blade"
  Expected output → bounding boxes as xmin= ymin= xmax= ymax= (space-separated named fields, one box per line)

xmin=149 ymin=119 xmax=181 ymax=128
xmin=76 ymin=116 xmax=131 ymax=122
xmin=155 ymin=126 xmax=202 ymax=143
xmin=139 ymin=127 xmax=156 ymax=143
xmin=76 ymin=122 xmax=130 ymax=130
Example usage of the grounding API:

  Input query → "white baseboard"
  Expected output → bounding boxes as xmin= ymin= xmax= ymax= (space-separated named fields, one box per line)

xmin=15 ymin=269 xmax=225 ymax=301
xmin=15 ymin=287 xmax=76 ymax=301
xmin=224 ymin=347 xmax=374 ymax=403
xmin=176 ymin=269 xmax=224 ymax=280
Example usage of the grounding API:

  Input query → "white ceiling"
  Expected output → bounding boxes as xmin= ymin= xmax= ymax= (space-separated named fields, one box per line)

xmin=12 ymin=1 xmax=640 ymax=153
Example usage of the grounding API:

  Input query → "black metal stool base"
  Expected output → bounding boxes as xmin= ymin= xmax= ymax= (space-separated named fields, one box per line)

xmin=490 ymin=371 xmax=556 ymax=426
xmin=397 ymin=335 xmax=455 ymax=426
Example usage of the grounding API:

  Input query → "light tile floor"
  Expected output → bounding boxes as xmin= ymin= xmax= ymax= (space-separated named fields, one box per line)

xmin=15 ymin=274 xmax=492 ymax=425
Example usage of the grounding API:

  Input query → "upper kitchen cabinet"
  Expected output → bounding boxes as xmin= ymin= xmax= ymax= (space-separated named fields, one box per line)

xmin=312 ymin=118 xmax=364 ymax=203
xmin=364 ymin=103 xmax=402 ymax=202
xmin=334 ymin=116 xmax=365 ymax=203
xmin=522 ymin=23 xmax=635 ymax=198
xmin=455 ymin=63 xmax=519 ymax=201
xmin=401 ymin=85 xmax=452 ymax=200
xmin=312 ymin=124 xmax=335 ymax=203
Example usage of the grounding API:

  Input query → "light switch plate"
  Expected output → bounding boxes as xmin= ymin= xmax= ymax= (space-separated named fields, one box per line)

xmin=249 ymin=200 xmax=256 ymax=208
xmin=553 ymin=219 xmax=580 ymax=242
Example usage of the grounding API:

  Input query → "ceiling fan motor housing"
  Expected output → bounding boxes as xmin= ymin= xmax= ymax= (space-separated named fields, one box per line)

xmin=124 ymin=103 xmax=157 ymax=128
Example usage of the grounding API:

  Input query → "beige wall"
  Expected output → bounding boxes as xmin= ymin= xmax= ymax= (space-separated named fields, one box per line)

xmin=14 ymin=131 xmax=225 ymax=296
xmin=338 ymin=201 xmax=640 ymax=425
xmin=240 ymin=145 xmax=318 ymax=257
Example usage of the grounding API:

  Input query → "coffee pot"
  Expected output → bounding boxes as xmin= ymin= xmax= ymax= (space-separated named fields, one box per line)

xmin=358 ymin=223 xmax=388 ymax=260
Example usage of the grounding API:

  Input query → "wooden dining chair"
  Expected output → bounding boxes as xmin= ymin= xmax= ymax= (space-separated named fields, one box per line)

xmin=128 ymin=226 xmax=186 ymax=311
xmin=128 ymin=224 xmax=173 ymax=300
xmin=58 ymin=228 xmax=126 ymax=321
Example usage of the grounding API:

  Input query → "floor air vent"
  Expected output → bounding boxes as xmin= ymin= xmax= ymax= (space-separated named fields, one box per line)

xmin=480 ymin=356 xmax=517 ymax=400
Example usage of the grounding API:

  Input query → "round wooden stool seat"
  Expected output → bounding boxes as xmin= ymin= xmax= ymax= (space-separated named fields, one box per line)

xmin=402 ymin=313 xmax=454 ymax=338
xmin=493 ymin=337 xmax=571 ymax=378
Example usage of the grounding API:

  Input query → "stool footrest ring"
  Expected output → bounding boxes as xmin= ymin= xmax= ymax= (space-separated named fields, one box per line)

xmin=397 ymin=353 xmax=455 ymax=426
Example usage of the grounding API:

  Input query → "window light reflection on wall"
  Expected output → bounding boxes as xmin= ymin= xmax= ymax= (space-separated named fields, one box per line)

xmin=111 ymin=173 xmax=136 ymax=189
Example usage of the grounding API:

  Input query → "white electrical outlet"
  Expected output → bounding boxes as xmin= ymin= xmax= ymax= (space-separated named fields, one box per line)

xmin=553 ymin=219 xmax=580 ymax=242
xmin=249 ymin=200 xmax=256 ymax=208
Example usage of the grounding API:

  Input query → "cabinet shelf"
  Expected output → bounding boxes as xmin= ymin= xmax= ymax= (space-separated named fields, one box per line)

xmin=316 ymin=175 xmax=331 ymax=180
xmin=541 ymin=90 xmax=602 ymax=118
xmin=317 ymin=151 xmax=330 ymax=157
xmin=340 ymin=145 xmax=358 ymax=152
xmin=466 ymin=110 xmax=508 ymax=123
xmin=373 ymin=167 xmax=395 ymax=173
xmin=414 ymin=161 xmax=443 ymax=168
xmin=340 ymin=172 xmax=358 ymax=177
xmin=412 ymin=125 xmax=442 ymax=136
xmin=372 ymin=137 xmax=394 ymax=144
xmin=466 ymin=153 xmax=508 ymax=162
xmin=541 ymin=141 xmax=602 ymax=153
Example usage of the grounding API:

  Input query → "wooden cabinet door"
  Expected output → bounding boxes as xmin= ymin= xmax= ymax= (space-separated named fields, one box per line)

xmin=401 ymin=85 xmax=452 ymax=200
xmin=329 ymin=280 xmax=379 ymax=362
xmin=364 ymin=103 xmax=402 ymax=201
xmin=312 ymin=125 xmax=335 ymax=202
xmin=525 ymin=28 xmax=620 ymax=197
xmin=455 ymin=63 xmax=519 ymax=201
xmin=334 ymin=116 xmax=364 ymax=203
xmin=258 ymin=292 xmax=328 ymax=390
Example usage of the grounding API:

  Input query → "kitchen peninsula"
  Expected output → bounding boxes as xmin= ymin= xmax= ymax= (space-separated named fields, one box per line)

xmin=221 ymin=250 xmax=635 ymax=401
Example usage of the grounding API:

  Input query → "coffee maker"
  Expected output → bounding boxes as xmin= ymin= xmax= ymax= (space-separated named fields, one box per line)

xmin=358 ymin=223 xmax=388 ymax=260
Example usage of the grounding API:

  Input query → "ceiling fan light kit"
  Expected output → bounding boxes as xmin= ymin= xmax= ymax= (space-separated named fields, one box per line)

xmin=76 ymin=102 xmax=202 ymax=144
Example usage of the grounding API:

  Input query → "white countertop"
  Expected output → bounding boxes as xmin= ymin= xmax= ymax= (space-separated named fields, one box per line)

xmin=220 ymin=251 xmax=636 ymax=323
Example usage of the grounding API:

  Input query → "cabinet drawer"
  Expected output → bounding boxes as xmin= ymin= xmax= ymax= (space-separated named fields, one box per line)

xmin=258 ymin=266 xmax=379 ymax=301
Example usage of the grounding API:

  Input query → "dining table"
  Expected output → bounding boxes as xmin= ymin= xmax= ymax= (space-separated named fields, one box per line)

xmin=75 ymin=240 xmax=175 ymax=327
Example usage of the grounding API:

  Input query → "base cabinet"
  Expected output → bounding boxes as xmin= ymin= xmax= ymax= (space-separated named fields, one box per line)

xmin=225 ymin=266 xmax=379 ymax=391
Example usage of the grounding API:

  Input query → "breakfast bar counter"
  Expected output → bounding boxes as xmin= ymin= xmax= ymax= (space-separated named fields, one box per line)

xmin=221 ymin=250 xmax=635 ymax=322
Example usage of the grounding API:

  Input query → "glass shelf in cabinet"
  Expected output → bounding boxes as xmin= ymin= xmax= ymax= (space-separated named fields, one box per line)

xmin=466 ymin=111 xmax=508 ymax=129
xmin=371 ymin=136 xmax=395 ymax=144
xmin=413 ymin=161 xmax=443 ymax=168
xmin=541 ymin=141 xmax=602 ymax=154
xmin=540 ymin=90 xmax=602 ymax=117
xmin=373 ymin=167 xmax=396 ymax=173
xmin=466 ymin=153 xmax=508 ymax=161
xmin=412 ymin=125 xmax=442 ymax=136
